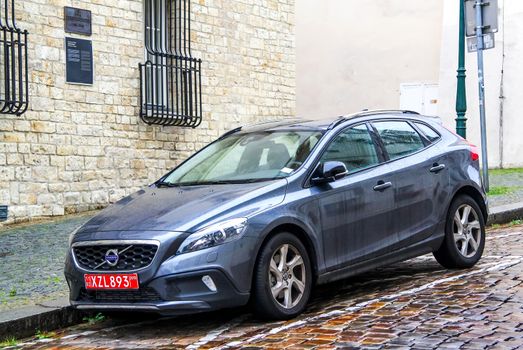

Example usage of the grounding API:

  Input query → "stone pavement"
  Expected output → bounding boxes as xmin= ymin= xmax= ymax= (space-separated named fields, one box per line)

xmin=9 ymin=225 xmax=523 ymax=350
xmin=0 ymin=213 xmax=95 ymax=311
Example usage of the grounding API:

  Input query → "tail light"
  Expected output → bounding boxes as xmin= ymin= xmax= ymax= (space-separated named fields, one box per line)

xmin=469 ymin=144 xmax=480 ymax=162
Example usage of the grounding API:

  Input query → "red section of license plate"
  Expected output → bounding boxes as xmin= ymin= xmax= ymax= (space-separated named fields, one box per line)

xmin=84 ymin=273 xmax=139 ymax=290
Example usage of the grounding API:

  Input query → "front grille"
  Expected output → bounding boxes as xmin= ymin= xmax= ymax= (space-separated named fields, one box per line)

xmin=78 ymin=288 xmax=162 ymax=303
xmin=73 ymin=243 xmax=158 ymax=271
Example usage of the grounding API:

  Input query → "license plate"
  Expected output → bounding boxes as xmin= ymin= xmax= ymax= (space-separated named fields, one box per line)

xmin=84 ymin=273 xmax=139 ymax=290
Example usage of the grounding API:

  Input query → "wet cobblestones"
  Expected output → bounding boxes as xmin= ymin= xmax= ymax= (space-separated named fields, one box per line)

xmin=11 ymin=225 xmax=523 ymax=349
xmin=0 ymin=213 xmax=95 ymax=310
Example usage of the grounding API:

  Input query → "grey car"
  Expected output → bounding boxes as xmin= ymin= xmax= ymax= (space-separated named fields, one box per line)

xmin=65 ymin=110 xmax=488 ymax=320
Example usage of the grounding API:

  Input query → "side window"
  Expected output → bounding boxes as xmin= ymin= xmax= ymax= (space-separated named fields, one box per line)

xmin=320 ymin=124 xmax=379 ymax=173
xmin=414 ymin=122 xmax=441 ymax=143
xmin=373 ymin=121 xmax=425 ymax=160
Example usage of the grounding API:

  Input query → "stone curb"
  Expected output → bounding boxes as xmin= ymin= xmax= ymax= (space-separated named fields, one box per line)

xmin=1 ymin=202 xmax=522 ymax=341
xmin=0 ymin=297 xmax=91 ymax=340
xmin=487 ymin=201 xmax=523 ymax=225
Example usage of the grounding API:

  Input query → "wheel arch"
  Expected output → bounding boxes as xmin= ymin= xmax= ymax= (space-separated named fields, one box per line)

xmin=449 ymin=185 xmax=488 ymax=222
xmin=253 ymin=221 xmax=320 ymax=285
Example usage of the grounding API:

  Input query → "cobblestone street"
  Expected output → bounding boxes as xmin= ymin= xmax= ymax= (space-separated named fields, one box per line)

xmin=10 ymin=225 xmax=522 ymax=350
xmin=0 ymin=213 xmax=94 ymax=310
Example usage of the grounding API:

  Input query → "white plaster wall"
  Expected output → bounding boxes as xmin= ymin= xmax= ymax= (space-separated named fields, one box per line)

xmin=437 ymin=0 xmax=523 ymax=168
xmin=499 ymin=2 xmax=523 ymax=168
xmin=296 ymin=0 xmax=443 ymax=118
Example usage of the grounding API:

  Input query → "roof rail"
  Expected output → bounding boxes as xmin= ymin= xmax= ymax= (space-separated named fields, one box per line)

xmin=217 ymin=118 xmax=306 ymax=140
xmin=354 ymin=109 xmax=420 ymax=117
xmin=217 ymin=126 xmax=242 ymax=139
xmin=328 ymin=109 xmax=420 ymax=129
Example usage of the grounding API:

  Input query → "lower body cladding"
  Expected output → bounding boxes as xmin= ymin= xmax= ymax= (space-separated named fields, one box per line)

xmin=64 ymin=239 xmax=255 ymax=315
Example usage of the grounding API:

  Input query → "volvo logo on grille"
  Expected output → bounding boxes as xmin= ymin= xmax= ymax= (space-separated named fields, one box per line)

xmin=104 ymin=249 xmax=119 ymax=267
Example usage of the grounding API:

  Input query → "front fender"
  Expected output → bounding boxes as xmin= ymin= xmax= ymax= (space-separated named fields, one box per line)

xmin=245 ymin=200 xmax=325 ymax=281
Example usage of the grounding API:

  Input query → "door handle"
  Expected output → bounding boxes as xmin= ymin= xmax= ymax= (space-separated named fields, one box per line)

xmin=373 ymin=181 xmax=392 ymax=192
xmin=430 ymin=163 xmax=446 ymax=173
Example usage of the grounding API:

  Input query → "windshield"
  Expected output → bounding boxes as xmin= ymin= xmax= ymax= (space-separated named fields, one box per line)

xmin=161 ymin=130 xmax=323 ymax=185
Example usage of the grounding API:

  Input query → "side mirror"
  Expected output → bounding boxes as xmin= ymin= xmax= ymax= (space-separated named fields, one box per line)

xmin=311 ymin=161 xmax=349 ymax=185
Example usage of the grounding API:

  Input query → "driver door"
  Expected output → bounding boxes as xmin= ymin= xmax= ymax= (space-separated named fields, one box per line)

xmin=310 ymin=124 xmax=396 ymax=270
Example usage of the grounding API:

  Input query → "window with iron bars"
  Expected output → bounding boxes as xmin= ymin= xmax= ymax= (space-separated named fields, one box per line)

xmin=139 ymin=0 xmax=202 ymax=127
xmin=0 ymin=0 xmax=29 ymax=115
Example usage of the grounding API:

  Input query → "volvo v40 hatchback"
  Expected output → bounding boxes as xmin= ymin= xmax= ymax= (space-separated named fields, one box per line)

xmin=65 ymin=110 xmax=488 ymax=319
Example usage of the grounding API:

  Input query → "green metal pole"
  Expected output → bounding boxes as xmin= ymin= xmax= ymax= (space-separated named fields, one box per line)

xmin=456 ymin=0 xmax=467 ymax=138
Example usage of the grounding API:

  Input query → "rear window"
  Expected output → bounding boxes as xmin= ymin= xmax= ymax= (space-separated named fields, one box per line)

xmin=373 ymin=121 xmax=425 ymax=160
xmin=415 ymin=122 xmax=441 ymax=143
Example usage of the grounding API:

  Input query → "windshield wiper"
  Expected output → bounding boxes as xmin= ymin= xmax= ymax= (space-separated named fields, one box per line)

xmin=155 ymin=181 xmax=179 ymax=188
xmin=235 ymin=179 xmax=272 ymax=183
xmin=157 ymin=178 xmax=283 ymax=187
xmin=178 ymin=180 xmax=235 ymax=186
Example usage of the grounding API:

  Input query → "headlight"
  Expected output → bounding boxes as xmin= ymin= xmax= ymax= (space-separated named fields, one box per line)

xmin=68 ymin=226 xmax=81 ymax=245
xmin=176 ymin=218 xmax=247 ymax=255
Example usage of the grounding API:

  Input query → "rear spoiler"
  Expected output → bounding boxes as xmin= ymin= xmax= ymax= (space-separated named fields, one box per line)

xmin=421 ymin=115 xmax=443 ymax=124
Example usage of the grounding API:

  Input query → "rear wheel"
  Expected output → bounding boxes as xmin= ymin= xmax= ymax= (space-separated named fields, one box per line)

xmin=433 ymin=195 xmax=485 ymax=268
xmin=252 ymin=233 xmax=312 ymax=320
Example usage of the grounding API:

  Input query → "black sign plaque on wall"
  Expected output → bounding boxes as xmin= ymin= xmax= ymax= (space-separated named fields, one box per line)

xmin=65 ymin=37 xmax=94 ymax=85
xmin=64 ymin=6 xmax=92 ymax=36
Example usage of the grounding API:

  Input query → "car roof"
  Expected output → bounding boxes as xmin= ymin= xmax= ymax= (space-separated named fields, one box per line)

xmin=233 ymin=110 xmax=441 ymax=135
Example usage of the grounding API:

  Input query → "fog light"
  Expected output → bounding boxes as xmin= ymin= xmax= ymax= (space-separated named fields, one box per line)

xmin=202 ymin=275 xmax=217 ymax=292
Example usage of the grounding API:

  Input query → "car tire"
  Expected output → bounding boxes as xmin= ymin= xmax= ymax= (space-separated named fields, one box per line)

xmin=252 ymin=232 xmax=312 ymax=320
xmin=433 ymin=194 xmax=486 ymax=269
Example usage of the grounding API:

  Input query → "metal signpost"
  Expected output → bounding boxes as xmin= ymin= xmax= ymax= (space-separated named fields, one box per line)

xmin=464 ymin=0 xmax=498 ymax=192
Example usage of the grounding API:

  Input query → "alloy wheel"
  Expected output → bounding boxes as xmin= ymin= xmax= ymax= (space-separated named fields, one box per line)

xmin=268 ymin=243 xmax=306 ymax=309
xmin=453 ymin=204 xmax=482 ymax=258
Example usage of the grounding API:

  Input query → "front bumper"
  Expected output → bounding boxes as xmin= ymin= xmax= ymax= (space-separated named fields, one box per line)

xmin=67 ymin=268 xmax=250 ymax=315
xmin=65 ymin=234 xmax=258 ymax=315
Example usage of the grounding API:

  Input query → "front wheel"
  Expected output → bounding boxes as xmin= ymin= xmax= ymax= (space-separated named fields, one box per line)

xmin=433 ymin=195 xmax=486 ymax=269
xmin=252 ymin=233 xmax=312 ymax=320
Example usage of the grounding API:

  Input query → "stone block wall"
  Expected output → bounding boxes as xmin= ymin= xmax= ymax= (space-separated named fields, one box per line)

xmin=0 ymin=0 xmax=295 ymax=225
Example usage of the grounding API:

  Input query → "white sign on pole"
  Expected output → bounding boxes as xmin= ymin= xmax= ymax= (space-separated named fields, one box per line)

xmin=467 ymin=32 xmax=495 ymax=52
xmin=464 ymin=0 xmax=498 ymax=37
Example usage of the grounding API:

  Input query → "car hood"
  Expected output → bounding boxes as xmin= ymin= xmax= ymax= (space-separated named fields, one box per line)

xmin=77 ymin=179 xmax=287 ymax=234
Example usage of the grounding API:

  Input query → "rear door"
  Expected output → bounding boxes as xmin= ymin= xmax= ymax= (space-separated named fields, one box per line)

xmin=371 ymin=120 xmax=449 ymax=249
xmin=311 ymin=124 xmax=396 ymax=270
xmin=412 ymin=121 xmax=451 ymax=234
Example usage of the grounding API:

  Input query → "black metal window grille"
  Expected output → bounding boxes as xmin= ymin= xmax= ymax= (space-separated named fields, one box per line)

xmin=0 ymin=1 xmax=28 ymax=115
xmin=140 ymin=0 xmax=202 ymax=127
